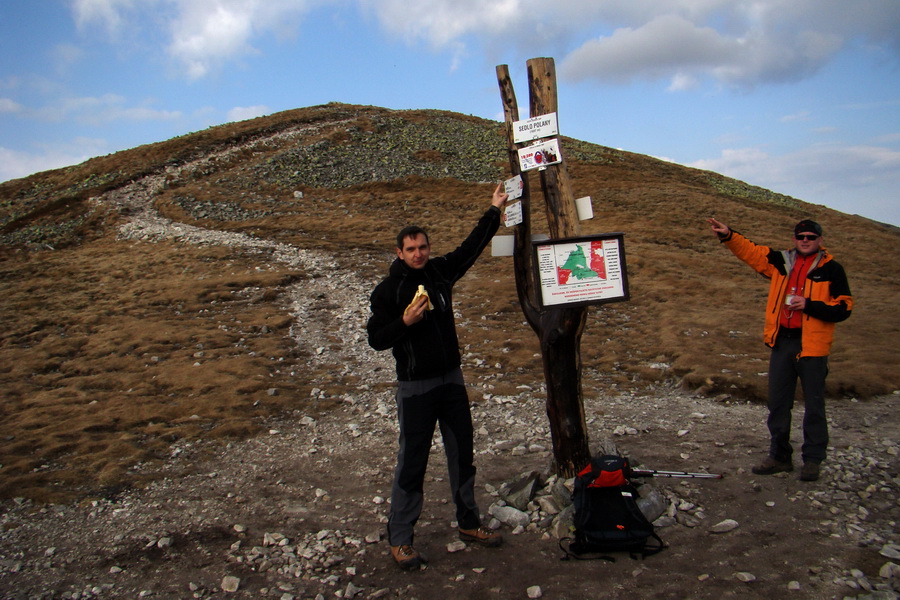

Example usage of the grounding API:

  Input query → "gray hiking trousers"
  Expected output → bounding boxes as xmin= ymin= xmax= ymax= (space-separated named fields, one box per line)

xmin=387 ymin=368 xmax=481 ymax=546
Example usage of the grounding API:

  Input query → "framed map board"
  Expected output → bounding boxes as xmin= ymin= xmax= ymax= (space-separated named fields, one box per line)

xmin=532 ymin=233 xmax=629 ymax=308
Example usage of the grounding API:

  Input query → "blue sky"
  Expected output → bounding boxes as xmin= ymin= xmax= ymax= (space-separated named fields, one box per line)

xmin=2 ymin=0 xmax=898 ymax=226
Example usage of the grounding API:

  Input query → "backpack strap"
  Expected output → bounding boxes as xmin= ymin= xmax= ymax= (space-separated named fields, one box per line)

xmin=558 ymin=537 xmax=616 ymax=562
xmin=620 ymin=490 xmax=667 ymax=559
xmin=631 ymin=531 xmax=666 ymax=559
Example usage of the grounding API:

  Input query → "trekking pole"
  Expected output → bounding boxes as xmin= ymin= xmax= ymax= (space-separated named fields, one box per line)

xmin=631 ymin=468 xmax=723 ymax=479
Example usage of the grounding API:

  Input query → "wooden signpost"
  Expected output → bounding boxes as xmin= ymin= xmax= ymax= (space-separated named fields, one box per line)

xmin=496 ymin=57 xmax=593 ymax=477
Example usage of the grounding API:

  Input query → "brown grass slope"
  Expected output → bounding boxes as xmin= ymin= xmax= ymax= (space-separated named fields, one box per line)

xmin=1 ymin=102 xmax=897 ymax=502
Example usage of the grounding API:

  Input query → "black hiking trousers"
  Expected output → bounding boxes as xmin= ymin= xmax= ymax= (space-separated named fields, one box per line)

xmin=387 ymin=367 xmax=481 ymax=546
xmin=767 ymin=330 xmax=829 ymax=465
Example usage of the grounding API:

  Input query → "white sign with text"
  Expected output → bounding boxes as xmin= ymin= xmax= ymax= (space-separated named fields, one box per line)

xmin=504 ymin=201 xmax=524 ymax=227
xmin=517 ymin=139 xmax=562 ymax=172
xmin=503 ymin=174 xmax=524 ymax=200
xmin=513 ymin=113 xmax=559 ymax=144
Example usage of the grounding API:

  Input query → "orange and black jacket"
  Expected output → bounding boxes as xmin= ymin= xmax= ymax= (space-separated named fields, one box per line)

xmin=719 ymin=230 xmax=853 ymax=357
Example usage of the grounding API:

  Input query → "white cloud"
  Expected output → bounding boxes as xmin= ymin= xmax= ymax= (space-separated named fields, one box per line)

xmin=68 ymin=0 xmax=900 ymax=86
xmin=559 ymin=15 xmax=736 ymax=85
xmin=166 ymin=0 xmax=321 ymax=80
xmin=227 ymin=105 xmax=271 ymax=122
xmin=168 ymin=2 xmax=260 ymax=79
xmin=875 ymin=132 xmax=900 ymax=144
xmin=780 ymin=111 xmax=812 ymax=123
xmin=50 ymin=43 xmax=86 ymax=74
xmin=690 ymin=143 xmax=900 ymax=225
xmin=28 ymin=94 xmax=182 ymax=125
xmin=0 ymin=138 xmax=109 ymax=184
xmin=558 ymin=13 xmax=851 ymax=88
xmin=359 ymin=0 xmax=526 ymax=46
xmin=71 ymin=0 xmax=319 ymax=79
xmin=364 ymin=0 xmax=899 ymax=89
xmin=0 ymin=98 xmax=24 ymax=113
xmin=359 ymin=0 xmax=899 ymax=84
xmin=667 ymin=72 xmax=700 ymax=92
xmin=72 ymin=0 xmax=147 ymax=39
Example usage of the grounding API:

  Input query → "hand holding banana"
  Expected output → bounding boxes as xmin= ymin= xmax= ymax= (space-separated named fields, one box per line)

xmin=402 ymin=285 xmax=433 ymax=325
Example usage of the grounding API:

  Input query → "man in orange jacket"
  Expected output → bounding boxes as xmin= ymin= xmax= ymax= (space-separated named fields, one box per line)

xmin=707 ymin=218 xmax=853 ymax=481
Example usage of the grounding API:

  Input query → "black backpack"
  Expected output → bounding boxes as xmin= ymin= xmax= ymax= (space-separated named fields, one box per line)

xmin=561 ymin=454 xmax=665 ymax=561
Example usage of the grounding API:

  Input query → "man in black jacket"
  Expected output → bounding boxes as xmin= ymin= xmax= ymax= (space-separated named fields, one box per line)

xmin=367 ymin=184 xmax=507 ymax=569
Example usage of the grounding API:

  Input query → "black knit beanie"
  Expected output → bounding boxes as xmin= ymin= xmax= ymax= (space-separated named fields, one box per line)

xmin=794 ymin=219 xmax=823 ymax=236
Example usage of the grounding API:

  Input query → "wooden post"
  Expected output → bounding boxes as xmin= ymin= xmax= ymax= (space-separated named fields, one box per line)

xmin=497 ymin=58 xmax=591 ymax=477
xmin=527 ymin=58 xmax=581 ymax=239
xmin=496 ymin=65 xmax=540 ymax=332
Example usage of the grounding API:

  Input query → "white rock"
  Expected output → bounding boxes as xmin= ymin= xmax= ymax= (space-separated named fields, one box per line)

xmin=536 ymin=495 xmax=561 ymax=515
xmin=527 ymin=585 xmax=543 ymax=598
xmin=365 ymin=531 xmax=381 ymax=544
xmin=447 ymin=540 xmax=467 ymax=553
xmin=710 ymin=519 xmax=739 ymax=534
xmin=221 ymin=575 xmax=241 ymax=592
xmin=734 ymin=572 xmax=756 ymax=582
xmin=879 ymin=561 xmax=900 ymax=579
xmin=490 ymin=505 xmax=530 ymax=528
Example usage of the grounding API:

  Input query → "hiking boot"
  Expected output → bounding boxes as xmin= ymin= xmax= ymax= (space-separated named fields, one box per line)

xmin=799 ymin=462 xmax=821 ymax=482
xmin=751 ymin=456 xmax=794 ymax=475
xmin=458 ymin=526 xmax=503 ymax=547
xmin=390 ymin=544 xmax=423 ymax=570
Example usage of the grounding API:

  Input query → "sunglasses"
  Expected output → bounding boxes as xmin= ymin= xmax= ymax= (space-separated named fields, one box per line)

xmin=795 ymin=234 xmax=819 ymax=241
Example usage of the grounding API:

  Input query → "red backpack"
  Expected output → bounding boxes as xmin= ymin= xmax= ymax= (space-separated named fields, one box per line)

xmin=561 ymin=455 xmax=665 ymax=561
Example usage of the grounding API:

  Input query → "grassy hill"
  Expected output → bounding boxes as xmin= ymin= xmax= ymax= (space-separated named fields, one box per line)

xmin=1 ymin=102 xmax=897 ymax=502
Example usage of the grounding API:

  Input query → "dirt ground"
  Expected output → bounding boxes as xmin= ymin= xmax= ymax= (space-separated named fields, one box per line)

xmin=1 ymin=372 xmax=897 ymax=600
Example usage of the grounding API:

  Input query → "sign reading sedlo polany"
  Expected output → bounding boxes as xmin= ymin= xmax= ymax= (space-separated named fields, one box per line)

xmin=513 ymin=112 xmax=559 ymax=144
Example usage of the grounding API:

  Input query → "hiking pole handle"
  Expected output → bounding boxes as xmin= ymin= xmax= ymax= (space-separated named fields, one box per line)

xmin=631 ymin=469 xmax=723 ymax=479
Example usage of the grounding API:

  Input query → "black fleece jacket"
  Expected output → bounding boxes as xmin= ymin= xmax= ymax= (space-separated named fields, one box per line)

xmin=367 ymin=206 xmax=501 ymax=381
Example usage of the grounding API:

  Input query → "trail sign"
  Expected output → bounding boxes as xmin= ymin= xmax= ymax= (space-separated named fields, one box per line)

xmin=513 ymin=112 xmax=559 ymax=143
xmin=533 ymin=234 xmax=629 ymax=308
xmin=503 ymin=174 xmax=524 ymax=199
xmin=504 ymin=201 xmax=524 ymax=227
xmin=518 ymin=139 xmax=562 ymax=171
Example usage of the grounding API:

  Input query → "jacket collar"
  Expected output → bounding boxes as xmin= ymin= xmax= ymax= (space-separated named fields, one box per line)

xmin=389 ymin=257 xmax=429 ymax=279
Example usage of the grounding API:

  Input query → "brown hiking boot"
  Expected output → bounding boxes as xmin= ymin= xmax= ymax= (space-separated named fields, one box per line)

xmin=751 ymin=456 xmax=794 ymax=475
xmin=799 ymin=462 xmax=821 ymax=482
xmin=458 ymin=526 xmax=503 ymax=547
xmin=390 ymin=544 xmax=423 ymax=570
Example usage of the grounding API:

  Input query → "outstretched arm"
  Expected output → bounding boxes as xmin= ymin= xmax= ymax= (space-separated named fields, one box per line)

xmin=707 ymin=219 xmax=776 ymax=277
